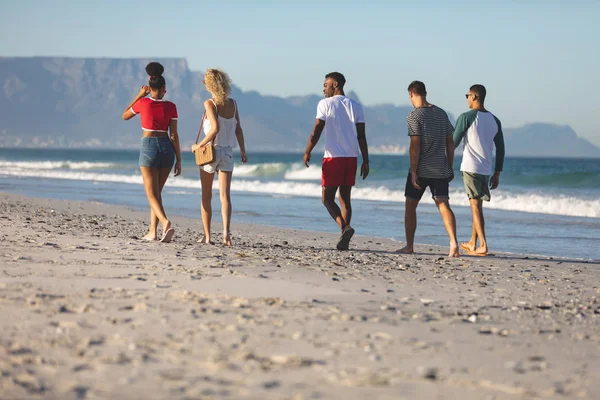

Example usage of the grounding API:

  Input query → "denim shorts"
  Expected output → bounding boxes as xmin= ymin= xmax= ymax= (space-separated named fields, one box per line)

xmin=200 ymin=146 xmax=234 ymax=173
xmin=139 ymin=136 xmax=175 ymax=168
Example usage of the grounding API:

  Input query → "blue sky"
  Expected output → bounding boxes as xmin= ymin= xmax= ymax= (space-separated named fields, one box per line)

xmin=1 ymin=0 xmax=599 ymax=145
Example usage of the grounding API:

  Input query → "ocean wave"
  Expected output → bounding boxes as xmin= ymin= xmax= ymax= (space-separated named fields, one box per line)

xmin=2 ymin=169 xmax=599 ymax=218
xmin=0 ymin=160 xmax=116 ymax=170
xmin=283 ymin=164 xmax=322 ymax=180
xmin=234 ymin=163 xmax=288 ymax=177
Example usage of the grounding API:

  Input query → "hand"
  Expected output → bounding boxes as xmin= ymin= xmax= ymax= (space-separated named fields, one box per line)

xmin=360 ymin=162 xmax=369 ymax=180
xmin=410 ymin=172 xmax=421 ymax=190
xmin=173 ymin=161 xmax=182 ymax=177
xmin=448 ymin=170 xmax=455 ymax=183
xmin=138 ymin=86 xmax=150 ymax=98
xmin=490 ymin=173 xmax=500 ymax=189
xmin=240 ymin=152 xmax=248 ymax=164
xmin=191 ymin=143 xmax=201 ymax=152
xmin=303 ymin=152 xmax=311 ymax=168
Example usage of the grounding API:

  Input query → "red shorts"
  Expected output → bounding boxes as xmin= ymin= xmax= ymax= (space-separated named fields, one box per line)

xmin=322 ymin=157 xmax=357 ymax=187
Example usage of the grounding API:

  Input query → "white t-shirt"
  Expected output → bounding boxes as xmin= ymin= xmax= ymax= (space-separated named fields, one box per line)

xmin=453 ymin=110 xmax=503 ymax=175
xmin=316 ymin=95 xmax=365 ymax=158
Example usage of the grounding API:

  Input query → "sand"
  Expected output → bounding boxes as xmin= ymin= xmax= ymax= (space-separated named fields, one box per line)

xmin=0 ymin=192 xmax=598 ymax=399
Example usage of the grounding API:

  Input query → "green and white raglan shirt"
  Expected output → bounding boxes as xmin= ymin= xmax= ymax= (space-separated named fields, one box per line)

xmin=452 ymin=110 xmax=505 ymax=176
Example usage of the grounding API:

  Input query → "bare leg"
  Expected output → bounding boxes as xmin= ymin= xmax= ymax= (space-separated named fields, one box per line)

xmin=145 ymin=167 xmax=173 ymax=240
xmin=434 ymin=198 xmax=459 ymax=257
xmin=218 ymin=170 xmax=233 ymax=246
xmin=397 ymin=198 xmax=419 ymax=254
xmin=140 ymin=167 xmax=171 ymax=235
xmin=144 ymin=207 xmax=158 ymax=240
xmin=199 ymin=169 xmax=215 ymax=244
xmin=337 ymin=185 xmax=352 ymax=227
xmin=322 ymin=186 xmax=347 ymax=231
xmin=469 ymin=198 xmax=488 ymax=255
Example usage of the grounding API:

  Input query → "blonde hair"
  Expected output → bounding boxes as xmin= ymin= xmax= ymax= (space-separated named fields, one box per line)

xmin=204 ymin=68 xmax=232 ymax=106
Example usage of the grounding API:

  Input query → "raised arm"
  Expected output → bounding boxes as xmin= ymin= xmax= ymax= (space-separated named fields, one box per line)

xmin=303 ymin=119 xmax=325 ymax=167
xmin=233 ymin=100 xmax=247 ymax=164
xmin=122 ymin=86 xmax=149 ymax=120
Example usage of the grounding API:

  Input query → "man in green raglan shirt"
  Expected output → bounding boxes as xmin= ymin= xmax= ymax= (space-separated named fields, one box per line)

xmin=453 ymin=84 xmax=505 ymax=256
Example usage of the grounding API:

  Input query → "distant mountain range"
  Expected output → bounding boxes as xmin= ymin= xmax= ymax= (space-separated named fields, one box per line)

xmin=1 ymin=57 xmax=599 ymax=158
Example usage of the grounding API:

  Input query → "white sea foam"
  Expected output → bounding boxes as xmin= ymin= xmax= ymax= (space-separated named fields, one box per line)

xmin=2 ymin=168 xmax=599 ymax=218
xmin=283 ymin=164 xmax=322 ymax=180
xmin=234 ymin=163 xmax=288 ymax=177
xmin=0 ymin=160 xmax=116 ymax=170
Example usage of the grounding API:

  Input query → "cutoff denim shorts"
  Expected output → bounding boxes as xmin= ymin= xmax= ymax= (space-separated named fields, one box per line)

xmin=139 ymin=136 xmax=175 ymax=168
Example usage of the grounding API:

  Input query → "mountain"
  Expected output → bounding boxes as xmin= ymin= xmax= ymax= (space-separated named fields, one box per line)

xmin=503 ymin=123 xmax=600 ymax=158
xmin=0 ymin=57 xmax=598 ymax=157
xmin=0 ymin=57 xmax=411 ymax=151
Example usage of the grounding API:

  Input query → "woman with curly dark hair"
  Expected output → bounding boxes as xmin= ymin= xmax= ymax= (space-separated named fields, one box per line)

xmin=122 ymin=62 xmax=182 ymax=243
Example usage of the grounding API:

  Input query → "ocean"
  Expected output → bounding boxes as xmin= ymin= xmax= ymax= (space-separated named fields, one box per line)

xmin=0 ymin=148 xmax=599 ymax=260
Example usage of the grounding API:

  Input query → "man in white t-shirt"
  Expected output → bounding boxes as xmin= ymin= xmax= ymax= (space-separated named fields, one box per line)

xmin=453 ymin=84 xmax=505 ymax=256
xmin=303 ymin=72 xmax=370 ymax=250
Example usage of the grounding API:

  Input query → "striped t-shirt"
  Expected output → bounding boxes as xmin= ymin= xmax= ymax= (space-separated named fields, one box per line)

xmin=406 ymin=105 xmax=454 ymax=179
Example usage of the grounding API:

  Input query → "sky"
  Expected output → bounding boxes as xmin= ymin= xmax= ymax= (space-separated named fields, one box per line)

xmin=1 ymin=0 xmax=599 ymax=145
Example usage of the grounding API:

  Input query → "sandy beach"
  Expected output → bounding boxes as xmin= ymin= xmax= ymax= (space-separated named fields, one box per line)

xmin=0 ymin=192 xmax=598 ymax=399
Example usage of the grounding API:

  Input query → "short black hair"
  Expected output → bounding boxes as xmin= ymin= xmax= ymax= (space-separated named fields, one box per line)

xmin=146 ymin=62 xmax=166 ymax=89
xmin=407 ymin=81 xmax=426 ymax=96
xmin=325 ymin=72 xmax=346 ymax=88
xmin=469 ymin=84 xmax=486 ymax=102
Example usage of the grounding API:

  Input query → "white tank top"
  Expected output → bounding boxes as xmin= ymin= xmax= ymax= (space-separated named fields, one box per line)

xmin=203 ymin=99 xmax=238 ymax=148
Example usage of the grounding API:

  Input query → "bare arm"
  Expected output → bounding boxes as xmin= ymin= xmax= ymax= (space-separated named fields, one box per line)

xmin=122 ymin=86 xmax=149 ymax=120
xmin=446 ymin=134 xmax=455 ymax=181
xmin=409 ymin=135 xmax=421 ymax=189
xmin=169 ymin=119 xmax=182 ymax=176
xmin=303 ymin=119 xmax=325 ymax=167
xmin=356 ymin=122 xmax=369 ymax=179
xmin=234 ymin=101 xmax=247 ymax=163
xmin=196 ymin=100 xmax=219 ymax=147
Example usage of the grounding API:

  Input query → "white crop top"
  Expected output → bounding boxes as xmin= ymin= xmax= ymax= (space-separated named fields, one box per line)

xmin=203 ymin=99 xmax=238 ymax=148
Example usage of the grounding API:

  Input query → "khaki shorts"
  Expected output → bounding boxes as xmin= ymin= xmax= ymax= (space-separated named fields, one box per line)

xmin=462 ymin=171 xmax=491 ymax=201
xmin=200 ymin=146 xmax=234 ymax=174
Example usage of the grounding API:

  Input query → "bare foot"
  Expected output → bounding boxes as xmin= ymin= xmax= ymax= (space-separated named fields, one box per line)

xmin=142 ymin=234 xmax=156 ymax=241
xmin=449 ymin=244 xmax=459 ymax=257
xmin=197 ymin=236 xmax=214 ymax=245
xmin=395 ymin=245 xmax=414 ymax=254
xmin=460 ymin=242 xmax=475 ymax=253
xmin=472 ymin=246 xmax=488 ymax=256
xmin=223 ymin=232 xmax=232 ymax=247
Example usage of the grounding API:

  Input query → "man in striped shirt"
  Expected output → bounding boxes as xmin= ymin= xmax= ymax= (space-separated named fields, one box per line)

xmin=397 ymin=81 xmax=459 ymax=257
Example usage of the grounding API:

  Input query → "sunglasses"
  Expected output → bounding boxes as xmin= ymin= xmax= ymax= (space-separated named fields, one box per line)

xmin=465 ymin=94 xmax=477 ymax=99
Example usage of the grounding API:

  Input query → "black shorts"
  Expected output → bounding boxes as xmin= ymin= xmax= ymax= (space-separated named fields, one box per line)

xmin=404 ymin=173 xmax=450 ymax=200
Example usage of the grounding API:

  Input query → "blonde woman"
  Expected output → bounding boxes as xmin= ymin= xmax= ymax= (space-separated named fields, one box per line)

xmin=193 ymin=69 xmax=247 ymax=246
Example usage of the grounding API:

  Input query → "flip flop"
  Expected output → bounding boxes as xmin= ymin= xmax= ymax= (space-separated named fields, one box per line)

xmin=336 ymin=227 xmax=355 ymax=250
xmin=160 ymin=228 xmax=175 ymax=243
